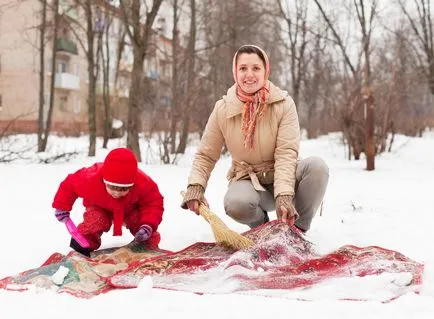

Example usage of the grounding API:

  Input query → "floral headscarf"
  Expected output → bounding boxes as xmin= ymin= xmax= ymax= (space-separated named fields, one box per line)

xmin=232 ymin=45 xmax=270 ymax=149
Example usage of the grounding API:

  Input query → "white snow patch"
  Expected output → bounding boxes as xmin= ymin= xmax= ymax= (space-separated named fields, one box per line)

xmin=112 ymin=119 xmax=123 ymax=129
xmin=51 ymin=266 xmax=70 ymax=285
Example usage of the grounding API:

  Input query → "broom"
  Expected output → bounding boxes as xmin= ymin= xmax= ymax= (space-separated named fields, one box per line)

xmin=181 ymin=191 xmax=254 ymax=250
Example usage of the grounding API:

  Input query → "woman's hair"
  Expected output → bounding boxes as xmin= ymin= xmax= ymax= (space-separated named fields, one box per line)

xmin=235 ymin=45 xmax=266 ymax=67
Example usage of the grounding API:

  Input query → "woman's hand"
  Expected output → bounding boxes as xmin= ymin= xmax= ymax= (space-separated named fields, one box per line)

xmin=186 ymin=198 xmax=209 ymax=215
xmin=181 ymin=185 xmax=208 ymax=215
xmin=275 ymin=195 xmax=299 ymax=225
xmin=277 ymin=205 xmax=296 ymax=225
xmin=187 ymin=199 xmax=200 ymax=215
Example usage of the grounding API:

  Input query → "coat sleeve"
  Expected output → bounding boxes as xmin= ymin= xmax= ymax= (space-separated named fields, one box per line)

xmin=137 ymin=177 xmax=164 ymax=231
xmin=52 ymin=167 xmax=88 ymax=211
xmin=187 ymin=100 xmax=225 ymax=189
xmin=274 ymin=96 xmax=300 ymax=197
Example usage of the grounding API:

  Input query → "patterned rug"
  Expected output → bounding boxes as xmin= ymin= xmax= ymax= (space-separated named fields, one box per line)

xmin=0 ymin=221 xmax=424 ymax=300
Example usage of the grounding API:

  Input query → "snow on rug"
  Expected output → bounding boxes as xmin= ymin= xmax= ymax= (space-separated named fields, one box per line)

xmin=0 ymin=221 xmax=424 ymax=301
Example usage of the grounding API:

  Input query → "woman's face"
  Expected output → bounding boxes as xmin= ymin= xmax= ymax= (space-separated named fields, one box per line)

xmin=236 ymin=53 xmax=266 ymax=94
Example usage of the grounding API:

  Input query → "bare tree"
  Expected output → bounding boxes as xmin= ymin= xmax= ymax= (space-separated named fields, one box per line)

xmin=303 ymin=30 xmax=327 ymax=139
xmin=376 ymin=56 xmax=397 ymax=153
xmin=39 ymin=0 xmax=60 ymax=152
xmin=276 ymin=0 xmax=332 ymax=139
xmin=168 ymin=0 xmax=179 ymax=154
xmin=83 ymin=0 xmax=99 ymax=156
xmin=176 ymin=0 xmax=196 ymax=154
xmin=62 ymin=0 xmax=103 ymax=156
xmin=119 ymin=0 xmax=163 ymax=161
xmin=398 ymin=0 xmax=434 ymax=96
xmin=313 ymin=0 xmax=362 ymax=160
xmin=37 ymin=0 xmax=47 ymax=152
xmin=1 ymin=112 xmax=37 ymax=162
xmin=277 ymin=0 xmax=309 ymax=106
xmin=191 ymin=0 xmax=265 ymax=134
xmin=356 ymin=0 xmax=378 ymax=171
xmin=372 ymin=29 xmax=410 ymax=154
xmin=314 ymin=0 xmax=377 ymax=170
xmin=114 ymin=27 xmax=127 ymax=87
xmin=98 ymin=6 xmax=113 ymax=148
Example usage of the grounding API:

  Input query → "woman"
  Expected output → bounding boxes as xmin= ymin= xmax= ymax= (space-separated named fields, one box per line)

xmin=181 ymin=45 xmax=329 ymax=232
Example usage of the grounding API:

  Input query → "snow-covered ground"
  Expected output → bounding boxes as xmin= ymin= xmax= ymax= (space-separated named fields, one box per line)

xmin=0 ymin=132 xmax=433 ymax=318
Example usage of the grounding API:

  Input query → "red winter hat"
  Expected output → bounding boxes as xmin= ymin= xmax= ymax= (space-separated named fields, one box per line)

xmin=102 ymin=148 xmax=138 ymax=187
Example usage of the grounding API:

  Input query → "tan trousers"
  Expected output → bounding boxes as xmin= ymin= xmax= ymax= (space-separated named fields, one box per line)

xmin=224 ymin=156 xmax=329 ymax=231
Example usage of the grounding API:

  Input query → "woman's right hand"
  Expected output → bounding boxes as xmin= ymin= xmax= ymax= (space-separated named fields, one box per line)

xmin=187 ymin=199 xmax=200 ymax=215
xmin=186 ymin=198 xmax=209 ymax=215
xmin=181 ymin=184 xmax=207 ymax=215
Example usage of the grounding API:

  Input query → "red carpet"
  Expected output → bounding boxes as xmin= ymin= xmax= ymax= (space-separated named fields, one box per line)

xmin=0 ymin=221 xmax=424 ymax=300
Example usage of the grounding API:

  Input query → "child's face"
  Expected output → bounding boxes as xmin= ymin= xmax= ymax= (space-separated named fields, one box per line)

xmin=105 ymin=184 xmax=132 ymax=199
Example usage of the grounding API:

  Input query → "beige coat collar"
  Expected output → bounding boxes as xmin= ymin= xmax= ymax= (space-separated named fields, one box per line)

xmin=223 ymin=81 xmax=288 ymax=119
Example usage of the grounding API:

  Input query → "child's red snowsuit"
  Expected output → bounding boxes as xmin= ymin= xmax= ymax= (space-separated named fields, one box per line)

xmin=52 ymin=163 xmax=164 ymax=250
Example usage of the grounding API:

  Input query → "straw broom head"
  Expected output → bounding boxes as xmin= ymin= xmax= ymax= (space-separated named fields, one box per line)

xmin=181 ymin=191 xmax=254 ymax=250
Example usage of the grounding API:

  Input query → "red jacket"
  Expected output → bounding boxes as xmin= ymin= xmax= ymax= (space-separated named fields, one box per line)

xmin=52 ymin=163 xmax=164 ymax=236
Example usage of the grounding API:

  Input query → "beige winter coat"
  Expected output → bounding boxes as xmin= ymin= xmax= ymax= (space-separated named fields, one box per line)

xmin=188 ymin=81 xmax=300 ymax=198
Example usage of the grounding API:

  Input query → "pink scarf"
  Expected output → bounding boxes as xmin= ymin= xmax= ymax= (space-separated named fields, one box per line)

xmin=232 ymin=45 xmax=270 ymax=149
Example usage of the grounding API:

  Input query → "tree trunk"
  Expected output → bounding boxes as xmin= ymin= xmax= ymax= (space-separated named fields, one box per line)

xmin=306 ymin=35 xmax=321 ymax=139
xmin=121 ymin=0 xmax=163 ymax=161
xmin=364 ymin=87 xmax=375 ymax=170
xmin=177 ymin=0 xmax=196 ymax=154
xmin=126 ymin=52 xmax=144 ymax=161
xmin=388 ymin=122 xmax=395 ymax=152
xmin=41 ymin=0 xmax=60 ymax=151
xmin=114 ymin=31 xmax=126 ymax=87
xmin=169 ymin=0 xmax=179 ymax=154
xmin=429 ymin=60 xmax=434 ymax=95
xmin=37 ymin=0 xmax=47 ymax=152
xmin=88 ymin=64 xmax=97 ymax=156
xmin=277 ymin=0 xmax=308 ymax=107
xmin=378 ymin=65 xmax=396 ymax=153
xmin=358 ymin=0 xmax=376 ymax=170
xmin=363 ymin=34 xmax=375 ymax=170
xmin=102 ymin=13 xmax=111 ymax=149
xmin=86 ymin=2 xmax=97 ymax=157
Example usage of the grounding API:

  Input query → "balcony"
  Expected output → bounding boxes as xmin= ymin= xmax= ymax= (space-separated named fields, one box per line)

xmin=55 ymin=73 xmax=80 ymax=90
xmin=56 ymin=38 xmax=78 ymax=55
xmin=59 ymin=0 xmax=78 ymax=20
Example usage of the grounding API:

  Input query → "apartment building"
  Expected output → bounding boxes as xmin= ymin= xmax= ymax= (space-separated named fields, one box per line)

xmin=0 ymin=0 xmax=177 ymax=136
xmin=0 ymin=0 xmax=89 ymax=135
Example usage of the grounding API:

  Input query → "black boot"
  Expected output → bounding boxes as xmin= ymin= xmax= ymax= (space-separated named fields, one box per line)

xmin=70 ymin=238 xmax=92 ymax=257
xmin=294 ymin=225 xmax=307 ymax=234
xmin=263 ymin=210 xmax=269 ymax=223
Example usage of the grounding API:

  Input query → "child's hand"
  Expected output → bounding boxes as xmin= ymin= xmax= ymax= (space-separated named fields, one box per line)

xmin=55 ymin=210 xmax=70 ymax=223
xmin=134 ymin=224 xmax=153 ymax=243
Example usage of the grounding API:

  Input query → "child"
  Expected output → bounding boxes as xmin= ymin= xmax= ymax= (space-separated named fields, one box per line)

xmin=52 ymin=147 xmax=164 ymax=256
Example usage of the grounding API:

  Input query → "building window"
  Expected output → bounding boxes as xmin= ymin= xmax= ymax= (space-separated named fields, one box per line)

xmin=57 ymin=61 xmax=67 ymax=73
xmin=59 ymin=96 xmax=68 ymax=111
xmin=73 ymin=95 xmax=80 ymax=113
